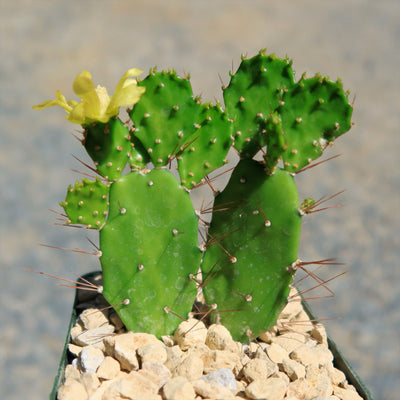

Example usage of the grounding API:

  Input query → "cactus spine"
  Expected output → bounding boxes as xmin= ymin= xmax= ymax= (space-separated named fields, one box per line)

xmin=33 ymin=50 xmax=353 ymax=341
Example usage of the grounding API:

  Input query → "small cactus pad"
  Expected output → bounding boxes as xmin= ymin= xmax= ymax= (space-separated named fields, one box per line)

xmin=100 ymin=168 xmax=201 ymax=336
xmin=201 ymin=159 xmax=302 ymax=341
xmin=177 ymin=103 xmax=233 ymax=188
xmin=129 ymin=70 xmax=202 ymax=167
xmin=60 ymin=178 xmax=109 ymax=229
xmin=223 ymin=51 xmax=295 ymax=158
xmin=83 ymin=118 xmax=137 ymax=181
xmin=278 ymin=76 xmax=353 ymax=172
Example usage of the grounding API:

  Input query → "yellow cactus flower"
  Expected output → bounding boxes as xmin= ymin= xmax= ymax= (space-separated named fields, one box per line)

xmin=33 ymin=68 xmax=145 ymax=125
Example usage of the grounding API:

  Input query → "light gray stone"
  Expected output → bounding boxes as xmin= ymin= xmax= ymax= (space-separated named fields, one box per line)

xmin=241 ymin=357 xmax=278 ymax=383
xmin=199 ymin=368 xmax=237 ymax=392
xmin=112 ymin=331 xmax=160 ymax=371
xmin=271 ymin=332 xmax=307 ymax=353
xmin=266 ymin=343 xmax=289 ymax=364
xmin=333 ymin=385 xmax=363 ymax=400
xmin=164 ymin=345 xmax=184 ymax=372
xmin=173 ymin=318 xmax=207 ymax=350
xmin=80 ymin=371 xmax=100 ymax=396
xmin=163 ymin=376 xmax=196 ymax=400
xmin=173 ymin=353 xmax=203 ymax=380
xmin=245 ymin=377 xmax=287 ymax=400
xmin=136 ymin=341 xmax=167 ymax=365
xmin=280 ymin=357 xmax=306 ymax=380
xmin=203 ymin=349 xmax=240 ymax=374
xmin=304 ymin=366 xmax=333 ymax=400
xmin=205 ymin=324 xmax=235 ymax=351
xmin=57 ymin=379 xmax=88 ymax=400
xmin=96 ymin=356 xmax=120 ymax=380
xmin=192 ymin=379 xmax=235 ymax=399
xmin=290 ymin=343 xmax=334 ymax=368
xmin=103 ymin=372 xmax=161 ymax=400
xmin=139 ymin=361 xmax=172 ymax=389
xmin=286 ymin=377 xmax=310 ymax=398
xmin=72 ymin=325 xmax=115 ymax=349
xmin=79 ymin=308 xmax=109 ymax=330
xmin=78 ymin=345 xmax=104 ymax=373
xmin=64 ymin=364 xmax=81 ymax=381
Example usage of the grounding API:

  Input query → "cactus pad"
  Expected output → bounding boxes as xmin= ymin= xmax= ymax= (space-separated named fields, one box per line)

xmin=278 ymin=76 xmax=353 ymax=172
xmin=129 ymin=70 xmax=202 ymax=167
xmin=99 ymin=168 xmax=201 ymax=336
xmin=177 ymin=103 xmax=233 ymax=188
xmin=83 ymin=118 xmax=136 ymax=181
xmin=201 ymin=159 xmax=302 ymax=341
xmin=60 ymin=178 xmax=109 ymax=229
xmin=223 ymin=51 xmax=295 ymax=158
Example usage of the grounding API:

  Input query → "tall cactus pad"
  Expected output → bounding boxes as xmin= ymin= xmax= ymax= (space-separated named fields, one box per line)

xmin=83 ymin=118 xmax=138 ymax=181
xmin=278 ymin=76 xmax=353 ymax=172
xmin=223 ymin=52 xmax=295 ymax=158
xmin=60 ymin=178 xmax=109 ymax=229
xmin=100 ymin=169 xmax=201 ymax=336
xmin=129 ymin=70 xmax=202 ymax=167
xmin=201 ymin=159 xmax=302 ymax=341
xmin=177 ymin=103 xmax=233 ymax=188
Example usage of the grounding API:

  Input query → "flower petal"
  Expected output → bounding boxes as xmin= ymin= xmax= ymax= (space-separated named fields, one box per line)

xmin=72 ymin=71 xmax=95 ymax=96
xmin=32 ymin=90 xmax=73 ymax=113
xmin=107 ymin=69 xmax=145 ymax=115
xmin=114 ymin=68 xmax=143 ymax=94
xmin=67 ymin=102 xmax=86 ymax=124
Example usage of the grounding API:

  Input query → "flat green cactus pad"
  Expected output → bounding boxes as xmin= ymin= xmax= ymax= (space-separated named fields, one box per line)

xmin=177 ymin=103 xmax=233 ymax=188
xmin=278 ymin=76 xmax=353 ymax=172
xmin=201 ymin=159 xmax=302 ymax=341
xmin=60 ymin=178 xmax=109 ymax=229
xmin=129 ymin=70 xmax=202 ymax=168
xmin=223 ymin=52 xmax=295 ymax=158
xmin=83 ymin=118 xmax=137 ymax=181
xmin=100 ymin=168 xmax=201 ymax=336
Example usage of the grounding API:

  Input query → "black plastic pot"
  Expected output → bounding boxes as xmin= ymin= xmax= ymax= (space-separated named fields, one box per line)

xmin=50 ymin=271 xmax=374 ymax=400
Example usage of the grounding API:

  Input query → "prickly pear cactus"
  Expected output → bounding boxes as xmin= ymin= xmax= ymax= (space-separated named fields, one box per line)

xmin=33 ymin=49 xmax=353 ymax=341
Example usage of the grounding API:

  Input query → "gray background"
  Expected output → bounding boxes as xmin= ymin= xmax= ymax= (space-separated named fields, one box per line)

xmin=1 ymin=1 xmax=399 ymax=399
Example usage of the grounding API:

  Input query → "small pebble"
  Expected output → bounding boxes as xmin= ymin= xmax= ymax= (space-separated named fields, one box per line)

xmin=174 ymin=318 xmax=207 ymax=350
xmin=136 ymin=341 xmax=167 ymax=364
xmin=102 ymin=372 xmax=161 ymax=400
xmin=205 ymin=324 xmax=235 ymax=351
xmin=242 ymin=357 xmax=278 ymax=383
xmin=163 ymin=376 xmax=196 ymax=400
xmin=200 ymin=368 xmax=237 ymax=392
xmin=78 ymin=345 xmax=104 ymax=373
xmin=140 ymin=361 xmax=172 ymax=389
xmin=280 ymin=358 xmax=306 ymax=380
xmin=57 ymin=379 xmax=88 ymax=400
xmin=79 ymin=308 xmax=109 ymax=330
xmin=173 ymin=353 xmax=204 ymax=380
xmin=192 ymin=379 xmax=235 ymax=399
xmin=245 ymin=377 xmax=287 ymax=400
xmin=80 ymin=371 xmax=100 ymax=395
xmin=96 ymin=356 xmax=120 ymax=380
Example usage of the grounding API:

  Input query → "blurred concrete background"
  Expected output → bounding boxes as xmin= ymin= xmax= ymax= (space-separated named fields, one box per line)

xmin=1 ymin=1 xmax=399 ymax=399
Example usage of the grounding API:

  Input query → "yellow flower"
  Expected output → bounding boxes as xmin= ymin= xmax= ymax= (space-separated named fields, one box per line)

xmin=33 ymin=68 xmax=145 ymax=125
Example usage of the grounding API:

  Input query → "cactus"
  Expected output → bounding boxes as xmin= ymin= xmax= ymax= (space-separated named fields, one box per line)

xmin=33 ymin=50 xmax=353 ymax=341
